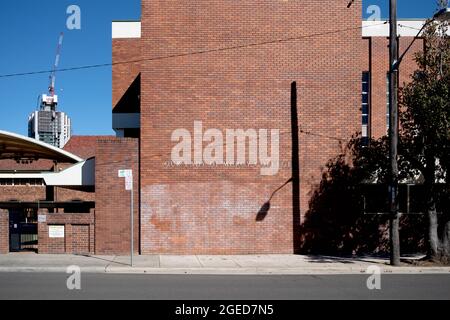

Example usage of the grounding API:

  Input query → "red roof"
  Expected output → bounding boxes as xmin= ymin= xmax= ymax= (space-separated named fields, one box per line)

xmin=63 ymin=135 xmax=114 ymax=159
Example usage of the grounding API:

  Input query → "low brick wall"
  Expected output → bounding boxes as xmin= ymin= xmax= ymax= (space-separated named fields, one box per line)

xmin=0 ymin=209 xmax=8 ymax=254
xmin=38 ymin=210 xmax=95 ymax=254
xmin=95 ymin=138 xmax=139 ymax=255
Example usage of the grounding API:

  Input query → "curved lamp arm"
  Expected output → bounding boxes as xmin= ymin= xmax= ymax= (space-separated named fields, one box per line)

xmin=395 ymin=8 xmax=450 ymax=70
xmin=394 ymin=20 xmax=432 ymax=70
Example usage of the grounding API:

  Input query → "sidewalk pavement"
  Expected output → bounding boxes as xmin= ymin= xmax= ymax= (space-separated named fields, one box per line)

xmin=0 ymin=253 xmax=449 ymax=275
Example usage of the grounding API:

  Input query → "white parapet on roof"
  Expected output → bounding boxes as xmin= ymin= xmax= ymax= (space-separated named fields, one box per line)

xmin=363 ymin=20 xmax=425 ymax=37
xmin=113 ymin=20 xmax=450 ymax=39
xmin=112 ymin=21 xmax=141 ymax=39
xmin=363 ymin=20 xmax=450 ymax=37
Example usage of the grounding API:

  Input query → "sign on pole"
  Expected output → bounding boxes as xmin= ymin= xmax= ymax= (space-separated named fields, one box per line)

xmin=118 ymin=169 xmax=134 ymax=267
xmin=118 ymin=169 xmax=132 ymax=178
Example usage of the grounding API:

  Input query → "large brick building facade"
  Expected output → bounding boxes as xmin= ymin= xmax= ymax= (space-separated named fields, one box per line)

xmin=136 ymin=0 xmax=362 ymax=254
xmin=0 ymin=1 xmax=432 ymax=255
xmin=110 ymin=1 xmax=428 ymax=255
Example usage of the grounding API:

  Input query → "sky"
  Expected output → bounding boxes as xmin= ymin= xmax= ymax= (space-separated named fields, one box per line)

xmin=0 ymin=0 xmax=443 ymax=136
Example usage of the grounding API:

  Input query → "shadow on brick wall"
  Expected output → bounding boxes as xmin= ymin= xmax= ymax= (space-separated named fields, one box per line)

xmin=255 ymin=82 xmax=302 ymax=254
xmin=298 ymin=145 xmax=427 ymax=256
xmin=291 ymin=82 xmax=301 ymax=253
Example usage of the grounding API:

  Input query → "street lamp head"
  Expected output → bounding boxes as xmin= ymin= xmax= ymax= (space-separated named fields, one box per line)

xmin=433 ymin=8 xmax=450 ymax=22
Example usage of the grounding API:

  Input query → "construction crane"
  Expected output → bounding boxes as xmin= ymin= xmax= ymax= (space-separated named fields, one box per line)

xmin=31 ymin=32 xmax=65 ymax=147
xmin=48 ymin=32 xmax=64 ymax=97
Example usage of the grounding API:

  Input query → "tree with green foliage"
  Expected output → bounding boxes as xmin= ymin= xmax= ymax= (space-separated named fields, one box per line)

xmin=353 ymin=20 xmax=450 ymax=262
xmin=399 ymin=20 xmax=450 ymax=263
xmin=301 ymin=11 xmax=449 ymax=263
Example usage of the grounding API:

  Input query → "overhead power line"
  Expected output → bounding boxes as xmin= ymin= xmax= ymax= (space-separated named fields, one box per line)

xmin=0 ymin=22 xmax=386 ymax=79
xmin=397 ymin=23 xmax=424 ymax=32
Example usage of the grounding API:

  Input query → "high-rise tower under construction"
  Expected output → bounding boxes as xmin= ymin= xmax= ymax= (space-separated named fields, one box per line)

xmin=28 ymin=32 xmax=71 ymax=148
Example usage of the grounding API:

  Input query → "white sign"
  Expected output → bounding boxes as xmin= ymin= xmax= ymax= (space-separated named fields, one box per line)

xmin=38 ymin=215 xmax=47 ymax=223
xmin=49 ymin=225 xmax=65 ymax=238
xmin=118 ymin=169 xmax=132 ymax=178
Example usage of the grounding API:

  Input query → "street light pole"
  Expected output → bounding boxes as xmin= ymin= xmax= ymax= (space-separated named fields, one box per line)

xmin=389 ymin=0 xmax=401 ymax=266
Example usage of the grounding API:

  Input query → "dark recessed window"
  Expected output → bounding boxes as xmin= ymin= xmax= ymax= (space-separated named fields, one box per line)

xmin=362 ymin=71 xmax=371 ymax=142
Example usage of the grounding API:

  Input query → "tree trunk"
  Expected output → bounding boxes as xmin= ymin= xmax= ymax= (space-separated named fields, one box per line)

xmin=428 ymin=207 xmax=440 ymax=261
xmin=425 ymin=153 xmax=441 ymax=261
xmin=443 ymin=221 xmax=450 ymax=264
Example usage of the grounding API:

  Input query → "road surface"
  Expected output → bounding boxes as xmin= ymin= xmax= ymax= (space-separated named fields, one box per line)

xmin=0 ymin=273 xmax=449 ymax=300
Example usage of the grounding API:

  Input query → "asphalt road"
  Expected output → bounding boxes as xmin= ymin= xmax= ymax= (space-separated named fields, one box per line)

xmin=0 ymin=273 xmax=450 ymax=300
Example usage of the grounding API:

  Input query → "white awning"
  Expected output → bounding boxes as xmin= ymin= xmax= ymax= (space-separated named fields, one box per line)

xmin=0 ymin=130 xmax=83 ymax=163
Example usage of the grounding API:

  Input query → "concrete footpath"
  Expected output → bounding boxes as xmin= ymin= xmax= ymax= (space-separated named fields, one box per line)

xmin=0 ymin=253 xmax=449 ymax=275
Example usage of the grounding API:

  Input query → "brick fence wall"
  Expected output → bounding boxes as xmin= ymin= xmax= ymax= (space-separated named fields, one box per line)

xmin=95 ymin=138 xmax=139 ymax=254
xmin=38 ymin=209 xmax=95 ymax=254
xmin=0 ymin=209 xmax=8 ymax=254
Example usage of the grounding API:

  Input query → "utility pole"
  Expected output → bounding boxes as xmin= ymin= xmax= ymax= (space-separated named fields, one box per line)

xmin=389 ymin=0 xmax=401 ymax=266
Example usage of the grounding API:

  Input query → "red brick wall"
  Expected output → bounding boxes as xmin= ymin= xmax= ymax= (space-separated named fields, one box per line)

xmin=71 ymin=225 xmax=91 ymax=254
xmin=95 ymin=138 xmax=139 ymax=254
xmin=399 ymin=37 xmax=423 ymax=95
xmin=365 ymin=36 xmax=422 ymax=138
xmin=0 ymin=186 xmax=46 ymax=202
xmin=0 ymin=159 xmax=53 ymax=171
xmin=63 ymin=135 xmax=112 ymax=159
xmin=38 ymin=210 xmax=95 ymax=254
xmin=0 ymin=186 xmax=93 ymax=206
xmin=0 ymin=209 xmax=8 ymax=254
xmin=38 ymin=223 xmax=65 ymax=254
xmin=55 ymin=187 xmax=95 ymax=202
xmin=370 ymin=37 xmax=390 ymax=138
xmin=138 ymin=0 xmax=363 ymax=254
xmin=362 ymin=38 xmax=371 ymax=72
xmin=112 ymin=38 xmax=141 ymax=109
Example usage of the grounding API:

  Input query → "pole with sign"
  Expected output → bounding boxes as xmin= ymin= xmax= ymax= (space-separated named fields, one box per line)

xmin=118 ymin=169 xmax=133 ymax=267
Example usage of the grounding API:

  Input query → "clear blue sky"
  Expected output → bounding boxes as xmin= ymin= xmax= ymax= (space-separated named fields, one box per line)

xmin=0 ymin=0 xmax=441 ymax=136
xmin=0 ymin=0 xmax=140 ymax=136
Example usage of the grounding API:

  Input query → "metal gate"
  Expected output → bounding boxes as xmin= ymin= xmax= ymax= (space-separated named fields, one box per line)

xmin=9 ymin=209 xmax=38 ymax=252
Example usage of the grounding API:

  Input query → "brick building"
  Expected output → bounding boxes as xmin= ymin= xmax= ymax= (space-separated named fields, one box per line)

xmin=112 ymin=1 xmax=429 ymax=255
xmin=0 ymin=132 xmax=139 ymax=255
xmin=0 ymin=1 xmax=436 ymax=255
